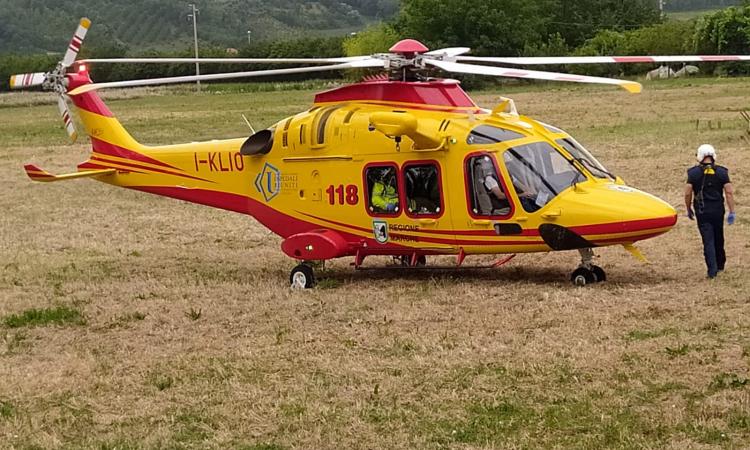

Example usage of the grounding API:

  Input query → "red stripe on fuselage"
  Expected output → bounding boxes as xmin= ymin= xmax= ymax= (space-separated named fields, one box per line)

xmin=570 ymin=216 xmax=677 ymax=236
xmin=91 ymin=138 xmax=181 ymax=170
xmin=297 ymin=211 xmax=545 ymax=246
xmin=130 ymin=187 xmax=413 ymax=254
xmin=91 ymin=155 xmax=212 ymax=183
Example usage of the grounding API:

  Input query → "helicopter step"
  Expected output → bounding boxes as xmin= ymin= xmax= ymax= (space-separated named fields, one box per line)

xmin=570 ymin=248 xmax=606 ymax=286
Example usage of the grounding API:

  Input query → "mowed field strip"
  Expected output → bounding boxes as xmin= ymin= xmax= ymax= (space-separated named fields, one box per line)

xmin=1 ymin=78 xmax=749 ymax=449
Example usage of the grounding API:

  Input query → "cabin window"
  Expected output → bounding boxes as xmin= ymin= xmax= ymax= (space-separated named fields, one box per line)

xmin=555 ymin=138 xmax=614 ymax=180
xmin=467 ymin=125 xmax=525 ymax=145
xmin=503 ymin=142 xmax=586 ymax=212
xmin=466 ymin=154 xmax=512 ymax=217
xmin=365 ymin=165 xmax=401 ymax=216
xmin=403 ymin=163 xmax=442 ymax=217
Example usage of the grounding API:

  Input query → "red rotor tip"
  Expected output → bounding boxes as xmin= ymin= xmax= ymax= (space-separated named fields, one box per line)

xmin=389 ymin=39 xmax=429 ymax=54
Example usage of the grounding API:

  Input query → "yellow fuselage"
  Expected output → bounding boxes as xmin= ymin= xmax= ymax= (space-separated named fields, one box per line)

xmin=62 ymin=73 xmax=676 ymax=262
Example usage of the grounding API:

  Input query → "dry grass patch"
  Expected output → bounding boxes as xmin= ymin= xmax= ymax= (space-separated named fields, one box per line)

xmin=0 ymin=78 xmax=749 ymax=449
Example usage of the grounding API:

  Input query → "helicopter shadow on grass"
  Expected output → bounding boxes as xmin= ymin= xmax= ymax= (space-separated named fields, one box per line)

xmin=313 ymin=262 xmax=675 ymax=289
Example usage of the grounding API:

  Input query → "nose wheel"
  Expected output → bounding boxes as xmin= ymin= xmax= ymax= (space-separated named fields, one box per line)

xmin=570 ymin=248 xmax=606 ymax=286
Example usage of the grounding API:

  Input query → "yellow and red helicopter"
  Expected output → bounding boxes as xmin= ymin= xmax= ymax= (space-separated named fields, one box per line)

xmin=11 ymin=19 xmax=749 ymax=287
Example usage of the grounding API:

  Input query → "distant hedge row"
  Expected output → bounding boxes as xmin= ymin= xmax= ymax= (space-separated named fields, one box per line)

xmin=3 ymin=6 xmax=750 ymax=92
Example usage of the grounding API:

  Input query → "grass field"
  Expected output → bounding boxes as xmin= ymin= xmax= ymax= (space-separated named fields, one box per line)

xmin=1 ymin=77 xmax=749 ymax=449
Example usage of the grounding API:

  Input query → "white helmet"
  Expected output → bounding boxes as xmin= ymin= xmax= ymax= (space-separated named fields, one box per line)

xmin=696 ymin=144 xmax=716 ymax=162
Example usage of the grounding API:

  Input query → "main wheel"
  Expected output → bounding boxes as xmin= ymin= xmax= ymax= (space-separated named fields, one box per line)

xmin=290 ymin=264 xmax=315 ymax=289
xmin=590 ymin=265 xmax=606 ymax=283
xmin=570 ymin=267 xmax=596 ymax=286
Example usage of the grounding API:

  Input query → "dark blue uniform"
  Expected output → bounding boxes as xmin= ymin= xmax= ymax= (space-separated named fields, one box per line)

xmin=687 ymin=164 xmax=730 ymax=278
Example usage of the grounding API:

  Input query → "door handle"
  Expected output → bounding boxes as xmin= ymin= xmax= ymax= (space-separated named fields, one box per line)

xmin=470 ymin=219 xmax=491 ymax=226
xmin=419 ymin=218 xmax=437 ymax=226
xmin=541 ymin=208 xmax=562 ymax=219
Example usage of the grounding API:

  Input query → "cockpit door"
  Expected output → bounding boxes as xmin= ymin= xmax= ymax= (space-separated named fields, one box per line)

xmin=463 ymin=153 xmax=525 ymax=236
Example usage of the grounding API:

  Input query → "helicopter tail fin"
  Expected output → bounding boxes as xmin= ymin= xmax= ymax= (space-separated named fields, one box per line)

xmin=66 ymin=69 xmax=145 ymax=156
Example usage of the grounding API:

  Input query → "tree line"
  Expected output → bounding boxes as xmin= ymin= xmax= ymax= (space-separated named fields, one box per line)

xmin=2 ymin=1 xmax=750 ymax=91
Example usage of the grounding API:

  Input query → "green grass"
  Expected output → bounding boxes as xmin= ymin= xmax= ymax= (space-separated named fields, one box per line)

xmin=0 ymin=400 xmax=15 ymax=419
xmin=3 ymin=306 xmax=85 ymax=328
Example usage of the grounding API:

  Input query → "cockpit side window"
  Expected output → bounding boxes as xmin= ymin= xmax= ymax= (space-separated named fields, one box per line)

xmin=467 ymin=125 xmax=525 ymax=145
xmin=503 ymin=142 xmax=586 ymax=212
xmin=465 ymin=154 xmax=512 ymax=218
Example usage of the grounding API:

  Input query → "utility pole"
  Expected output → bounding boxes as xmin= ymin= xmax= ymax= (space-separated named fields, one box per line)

xmin=188 ymin=3 xmax=201 ymax=92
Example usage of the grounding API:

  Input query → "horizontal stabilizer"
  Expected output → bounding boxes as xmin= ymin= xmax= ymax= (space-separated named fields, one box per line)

xmin=24 ymin=164 xmax=116 ymax=182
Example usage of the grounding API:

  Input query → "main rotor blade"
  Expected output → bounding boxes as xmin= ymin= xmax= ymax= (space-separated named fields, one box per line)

xmin=456 ymin=55 xmax=750 ymax=65
xmin=79 ymin=56 xmax=374 ymax=64
xmin=68 ymin=59 xmax=384 ymax=95
xmin=425 ymin=59 xmax=642 ymax=93
xmin=424 ymin=47 xmax=472 ymax=58
xmin=57 ymin=95 xmax=78 ymax=142
xmin=62 ymin=18 xmax=91 ymax=68
xmin=10 ymin=72 xmax=47 ymax=89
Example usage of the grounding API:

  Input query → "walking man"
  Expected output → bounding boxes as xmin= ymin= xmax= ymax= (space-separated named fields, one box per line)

xmin=684 ymin=144 xmax=736 ymax=278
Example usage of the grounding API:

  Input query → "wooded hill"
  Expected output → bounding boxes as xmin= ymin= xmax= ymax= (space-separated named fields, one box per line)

xmin=0 ymin=0 xmax=398 ymax=53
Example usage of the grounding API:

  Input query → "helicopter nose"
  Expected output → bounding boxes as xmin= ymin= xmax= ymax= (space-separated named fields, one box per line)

xmin=538 ymin=184 xmax=677 ymax=250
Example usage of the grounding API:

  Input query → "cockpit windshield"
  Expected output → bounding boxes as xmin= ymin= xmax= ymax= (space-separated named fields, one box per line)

xmin=555 ymin=138 xmax=615 ymax=181
xmin=467 ymin=125 xmax=525 ymax=145
xmin=503 ymin=142 xmax=587 ymax=212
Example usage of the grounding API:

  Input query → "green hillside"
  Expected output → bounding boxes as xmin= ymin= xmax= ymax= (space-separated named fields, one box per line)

xmin=0 ymin=0 xmax=398 ymax=53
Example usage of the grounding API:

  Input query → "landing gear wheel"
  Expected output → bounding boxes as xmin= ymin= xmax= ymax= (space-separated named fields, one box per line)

xmin=570 ymin=267 xmax=596 ymax=286
xmin=290 ymin=264 xmax=315 ymax=289
xmin=590 ymin=265 xmax=606 ymax=283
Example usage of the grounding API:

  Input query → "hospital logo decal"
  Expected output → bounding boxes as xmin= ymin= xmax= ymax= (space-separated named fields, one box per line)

xmin=373 ymin=220 xmax=389 ymax=244
xmin=255 ymin=162 xmax=281 ymax=202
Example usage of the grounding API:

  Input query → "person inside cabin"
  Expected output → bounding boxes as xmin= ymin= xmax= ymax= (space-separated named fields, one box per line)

xmin=473 ymin=156 xmax=510 ymax=215
xmin=371 ymin=167 xmax=399 ymax=213
xmin=405 ymin=165 xmax=441 ymax=214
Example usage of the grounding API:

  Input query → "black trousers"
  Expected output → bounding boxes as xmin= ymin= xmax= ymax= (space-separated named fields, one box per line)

xmin=696 ymin=211 xmax=726 ymax=277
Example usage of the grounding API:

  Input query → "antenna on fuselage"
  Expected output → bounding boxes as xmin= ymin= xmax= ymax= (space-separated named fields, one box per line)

xmin=241 ymin=114 xmax=256 ymax=134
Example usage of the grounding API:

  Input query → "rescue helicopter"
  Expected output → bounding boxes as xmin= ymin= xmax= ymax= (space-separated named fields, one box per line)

xmin=11 ymin=19 xmax=749 ymax=288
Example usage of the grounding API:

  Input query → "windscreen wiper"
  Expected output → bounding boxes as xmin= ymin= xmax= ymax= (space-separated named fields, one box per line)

xmin=575 ymin=157 xmax=616 ymax=180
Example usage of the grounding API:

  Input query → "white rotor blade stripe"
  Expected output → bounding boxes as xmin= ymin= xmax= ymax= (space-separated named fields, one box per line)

xmin=424 ymin=47 xmax=472 ymax=58
xmin=62 ymin=18 xmax=91 ymax=67
xmin=426 ymin=59 xmax=641 ymax=93
xmin=68 ymin=59 xmax=385 ymax=95
xmin=79 ymin=56 xmax=373 ymax=64
xmin=10 ymin=72 xmax=47 ymax=89
xmin=57 ymin=95 xmax=77 ymax=142
xmin=456 ymin=55 xmax=750 ymax=65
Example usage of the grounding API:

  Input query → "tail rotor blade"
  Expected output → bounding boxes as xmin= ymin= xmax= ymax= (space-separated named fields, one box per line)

xmin=62 ymin=18 xmax=91 ymax=68
xmin=10 ymin=72 xmax=47 ymax=89
xmin=57 ymin=95 xmax=78 ymax=142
